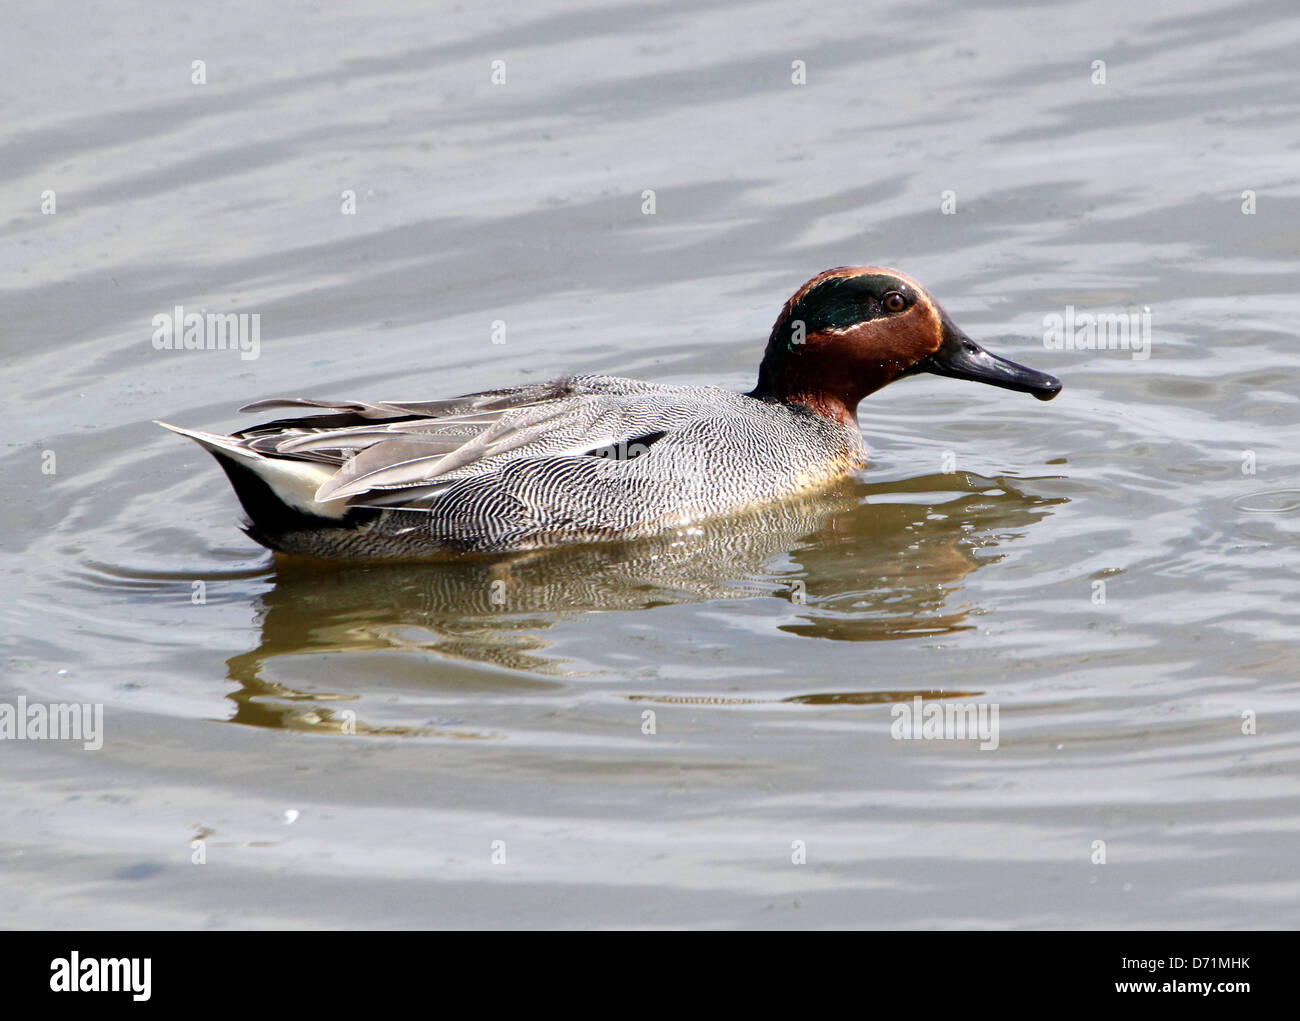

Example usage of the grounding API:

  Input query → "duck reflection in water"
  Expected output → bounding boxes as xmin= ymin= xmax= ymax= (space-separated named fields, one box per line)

xmin=223 ymin=472 xmax=1064 ymax=734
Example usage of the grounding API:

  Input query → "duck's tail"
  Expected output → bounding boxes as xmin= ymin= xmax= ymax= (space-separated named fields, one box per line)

xmin=156 ymin=421 xmax=369 ymax=551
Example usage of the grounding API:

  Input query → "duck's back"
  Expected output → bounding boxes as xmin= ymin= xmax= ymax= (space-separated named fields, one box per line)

xmin=213 ymin=374 xmax=865 ymax=557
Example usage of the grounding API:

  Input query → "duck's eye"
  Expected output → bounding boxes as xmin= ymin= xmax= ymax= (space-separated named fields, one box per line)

xmin=883 ymin=291 xmax=907 ymax=314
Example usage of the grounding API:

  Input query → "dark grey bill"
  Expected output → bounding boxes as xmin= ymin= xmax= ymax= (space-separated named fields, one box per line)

xmin=915 ymin=311 xmax=1062 ymax=401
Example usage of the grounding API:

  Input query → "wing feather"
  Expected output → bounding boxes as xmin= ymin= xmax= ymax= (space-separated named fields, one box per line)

xmin=207 ymin=375 xmax=715 ymax=510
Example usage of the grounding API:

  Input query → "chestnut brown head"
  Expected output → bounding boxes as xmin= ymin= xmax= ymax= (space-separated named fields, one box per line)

xmin=751 ymin=266 xmax=1061 ymax=424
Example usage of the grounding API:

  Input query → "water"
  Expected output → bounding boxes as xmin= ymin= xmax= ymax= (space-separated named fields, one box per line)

xmin=2 ymin=0 xmax=1299 ymax=928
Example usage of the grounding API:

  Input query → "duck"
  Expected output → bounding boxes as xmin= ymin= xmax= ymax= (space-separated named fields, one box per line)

xmin=158 ymin=266 xmax=1061 ymax=558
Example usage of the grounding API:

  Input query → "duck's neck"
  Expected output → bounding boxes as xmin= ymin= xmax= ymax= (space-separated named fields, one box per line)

xmin=748 ymin=353 xmax=864 ymax=429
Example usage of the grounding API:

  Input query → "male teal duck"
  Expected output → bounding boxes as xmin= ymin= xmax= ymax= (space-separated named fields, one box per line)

xmin=159 ymin=266 xmax=1061 ymax=558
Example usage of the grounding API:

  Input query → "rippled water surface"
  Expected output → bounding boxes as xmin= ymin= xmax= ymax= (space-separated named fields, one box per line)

xmin=3 ymin=0 xmax=1299 ymax=928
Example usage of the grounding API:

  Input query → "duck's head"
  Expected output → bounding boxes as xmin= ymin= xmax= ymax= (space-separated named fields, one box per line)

xmin=751 ymin=266 xmax=1061 ymax=424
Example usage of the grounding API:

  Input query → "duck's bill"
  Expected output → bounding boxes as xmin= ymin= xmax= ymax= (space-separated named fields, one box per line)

xmin=917 ymin=314 xmax=1062 ymax=401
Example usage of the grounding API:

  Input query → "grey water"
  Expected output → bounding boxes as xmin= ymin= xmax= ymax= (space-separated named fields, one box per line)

xmin=2 ymin=0 xmax=1299 ymax=928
